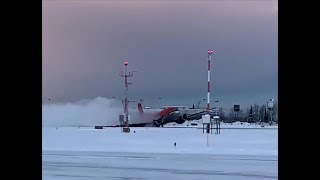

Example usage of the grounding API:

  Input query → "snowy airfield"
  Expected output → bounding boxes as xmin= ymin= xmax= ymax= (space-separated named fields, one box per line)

xmin=43 ymin=126 xmax=278 ymax=179
xmin=42 ymin=96 xmax=277 ymax=179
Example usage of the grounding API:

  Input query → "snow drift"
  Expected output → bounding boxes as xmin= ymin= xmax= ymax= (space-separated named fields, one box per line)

xmin=42 ymin=97 xmax=123 ymax=127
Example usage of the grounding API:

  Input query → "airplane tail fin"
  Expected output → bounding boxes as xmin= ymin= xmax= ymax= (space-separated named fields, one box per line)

xmin=138 ymin=103 xmax=143 ymax=113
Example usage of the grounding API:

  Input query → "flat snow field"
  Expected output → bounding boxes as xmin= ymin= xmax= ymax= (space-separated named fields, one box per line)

xmin=43 ymin=127 xmax=278 ymax=180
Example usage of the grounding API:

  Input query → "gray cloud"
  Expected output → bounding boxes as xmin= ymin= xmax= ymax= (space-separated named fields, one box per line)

xmin=43 ymin=0 xmax=278 ymax=108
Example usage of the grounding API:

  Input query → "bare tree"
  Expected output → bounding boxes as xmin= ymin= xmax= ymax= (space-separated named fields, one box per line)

xmin=247 ymin=105 xmax=254 ymax=123
xmin=228 ymin=107 xmax=235 ymax=122
xmin=238 ymin=109 xmax=246 ymax=122
xmin=219 ymin=107 xmax=226 ymax=122
xmin=221 ymin=102 xmax=277 ymax=124
xmin=253 ymin=104 xmax=260 ymax=123
xmin=273 ymin=101 xmax=278 ymax=123
xmin=258 ymin=105 xmax=266 ymax=123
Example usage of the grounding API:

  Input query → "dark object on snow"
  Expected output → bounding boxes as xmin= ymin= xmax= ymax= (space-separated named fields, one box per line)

xmin=123 ymin=127 xmax=130 ymax=133
xmin=134 ymin=130 xmax=136 ymax=133
xmin=174 ymin=142 xmax=176 ymax=147
xmin=95 ymin=126 xmax=103 ymax=129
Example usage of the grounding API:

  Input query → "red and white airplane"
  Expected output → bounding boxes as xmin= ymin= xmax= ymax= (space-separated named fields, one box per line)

xmin=135 ymin=102 xmax=182 ymax=126
xmin=106 ymin=101 xmax=215 ymax=127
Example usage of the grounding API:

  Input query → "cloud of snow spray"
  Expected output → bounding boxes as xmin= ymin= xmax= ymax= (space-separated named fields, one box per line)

xmin=42 ymin=97 xmax=123 ymax=127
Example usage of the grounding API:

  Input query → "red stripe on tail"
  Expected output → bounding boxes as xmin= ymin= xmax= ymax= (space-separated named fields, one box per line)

xmin=138 ymin=103 xmax=143 ymax=113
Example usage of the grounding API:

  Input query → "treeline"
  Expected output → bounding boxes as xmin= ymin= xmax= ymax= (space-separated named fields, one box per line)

xmin=218 ymin=101 xmax=278 ymax=123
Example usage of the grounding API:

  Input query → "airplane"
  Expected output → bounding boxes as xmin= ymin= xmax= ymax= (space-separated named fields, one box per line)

xmin=137 ymin=102 xmax=181 ymax=127
xmin=100 ymin=102 xmax=219 ymax=128
xmin=123 ymin=103 xmax=219 ymax=127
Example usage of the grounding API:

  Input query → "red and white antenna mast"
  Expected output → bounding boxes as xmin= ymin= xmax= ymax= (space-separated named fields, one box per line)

xmin=207 ymin=50 xmax=214 ymax=113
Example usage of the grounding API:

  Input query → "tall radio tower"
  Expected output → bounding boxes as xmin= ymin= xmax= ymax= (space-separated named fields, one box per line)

xmin=120 ymin=61 xmax=134 ymax=132
xmin=207 ymin=49 xmax=214 ymax=113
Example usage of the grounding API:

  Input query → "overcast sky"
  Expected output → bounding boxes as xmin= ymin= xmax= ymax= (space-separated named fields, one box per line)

xmin=42 ymin=0 xmax=278 ymax=108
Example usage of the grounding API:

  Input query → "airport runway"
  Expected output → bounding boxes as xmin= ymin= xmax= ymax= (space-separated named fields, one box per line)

xmin=43 ymin=150 xmax=278 ymax=180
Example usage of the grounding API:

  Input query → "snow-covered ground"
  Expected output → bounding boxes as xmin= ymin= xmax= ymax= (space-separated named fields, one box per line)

xmin=42 ymin=95 xmax=278 ymax=179
xmin=43 ymin=127 xmax=277 ymax=155
xmin=43 ymin=127 xmax=278 ymax=179
xmin=43 ymin=151 xmax=277 ymax=180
